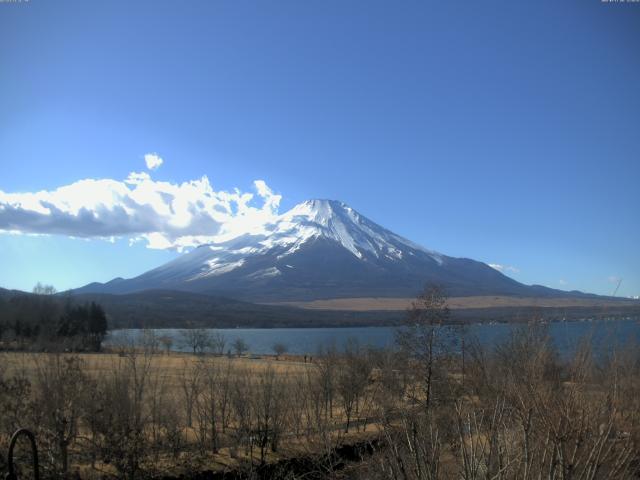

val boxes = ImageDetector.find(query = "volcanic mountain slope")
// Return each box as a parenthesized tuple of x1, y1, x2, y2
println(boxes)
(74, 199, 592, 302)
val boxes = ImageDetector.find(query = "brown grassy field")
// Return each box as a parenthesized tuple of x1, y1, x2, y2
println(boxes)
(2, 325, 640, 480)
(0, 349, 382, 479)
(267, 295, 640, 311)
(1, 350, 314, 378)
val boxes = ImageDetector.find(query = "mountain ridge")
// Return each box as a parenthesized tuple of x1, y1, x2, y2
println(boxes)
(72, 199, 607, 302)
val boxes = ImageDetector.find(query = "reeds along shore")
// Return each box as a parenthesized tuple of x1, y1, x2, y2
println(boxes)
(1, 324, 639, 479)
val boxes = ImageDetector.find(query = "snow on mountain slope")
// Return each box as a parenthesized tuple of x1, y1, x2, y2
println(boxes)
(270, 200, 444, 263)
(72, 199, 546, 301)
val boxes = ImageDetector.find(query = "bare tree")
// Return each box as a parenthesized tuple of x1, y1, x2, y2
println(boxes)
(232, 338, 249, 357)
(179, 359, 202, 428)
(0, 361, 32, 448)
(251, 366, 289, 463)
(180, 328, 211, 355)
(336, 339, 371, 433)
(194, 357, 226, 453)
(32, 282, 57, 295)
(78, 369, 110, 471)
(140, 329, 160, 354)
(158, 335, 173, 355)
(158, 397, 184, 460)
(315, 343, 338, 420)
(91, 350, 153, 480)
(377, 407, 443, 480)
(214, 359, 235, 434)
(32, 354, 86, 476)
(396, 284, 453, 412)
(146, 356, 170, 462)
(211, 331, 226, 356)
(229, 369, 254, 457)
(448, 324, 640, 480)
(272, 342, 288, 360)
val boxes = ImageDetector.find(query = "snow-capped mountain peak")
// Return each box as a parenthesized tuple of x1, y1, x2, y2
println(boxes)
(119, 199, 446, 284)
(263, 199, 443, 262)
(74, 199, 532, 301)
(284, 199, 346, 224)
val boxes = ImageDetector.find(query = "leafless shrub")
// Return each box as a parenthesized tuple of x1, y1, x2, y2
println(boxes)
(90, 351, 153, 479)
(0, 359, 33, 475)
(179, 358, 202, 429)
(193, 357, 223, 453)
(272, 342, 288, 360)
(336, 339, 372, 433)
(232, 338, 249, 357)
(32, 354, 86, 476)
(251, 366, 289, 463)
(180, 328, 211, 355)
(211, 331, 227, 356)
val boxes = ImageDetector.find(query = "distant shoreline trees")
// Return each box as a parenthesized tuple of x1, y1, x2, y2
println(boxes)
(0, 284, 108, 351)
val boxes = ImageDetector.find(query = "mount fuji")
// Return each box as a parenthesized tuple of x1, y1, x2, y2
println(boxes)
(73, 199, 582, 302)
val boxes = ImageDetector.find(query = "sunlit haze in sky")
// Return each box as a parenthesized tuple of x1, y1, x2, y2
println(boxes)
(1, 0, 639, 297)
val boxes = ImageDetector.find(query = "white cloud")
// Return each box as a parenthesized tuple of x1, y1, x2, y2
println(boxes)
(144, 153, 164, 170)
(0, 171, 281, 251)
(558, 279, 568, 286)
(488, 263, 520, 274)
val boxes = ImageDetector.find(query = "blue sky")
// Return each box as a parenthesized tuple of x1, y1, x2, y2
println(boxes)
(0, 0, 638, 297)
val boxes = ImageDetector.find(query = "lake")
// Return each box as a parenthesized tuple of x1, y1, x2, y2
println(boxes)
(105, 317, 640, 356)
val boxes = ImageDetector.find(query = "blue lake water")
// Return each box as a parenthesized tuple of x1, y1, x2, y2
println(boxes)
(105, 318, 640, 356)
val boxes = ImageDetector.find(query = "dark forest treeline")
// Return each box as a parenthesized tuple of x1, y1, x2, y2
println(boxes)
(3, 286, 640, 330)
(0, 284, 108, 351)
(73, 289, 405, 328)
(46, 290, 640, 329)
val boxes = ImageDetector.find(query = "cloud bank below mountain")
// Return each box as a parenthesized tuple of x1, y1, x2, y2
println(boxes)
(0, 164, 282, 251)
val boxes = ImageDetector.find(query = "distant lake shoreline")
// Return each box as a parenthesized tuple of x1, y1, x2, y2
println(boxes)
(106, 317, 640, 356)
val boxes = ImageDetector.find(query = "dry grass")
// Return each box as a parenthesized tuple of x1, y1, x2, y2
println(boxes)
(0, 350, 314, 384)
(0, 350, 380, 478)
(266, 295, 639, 311)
